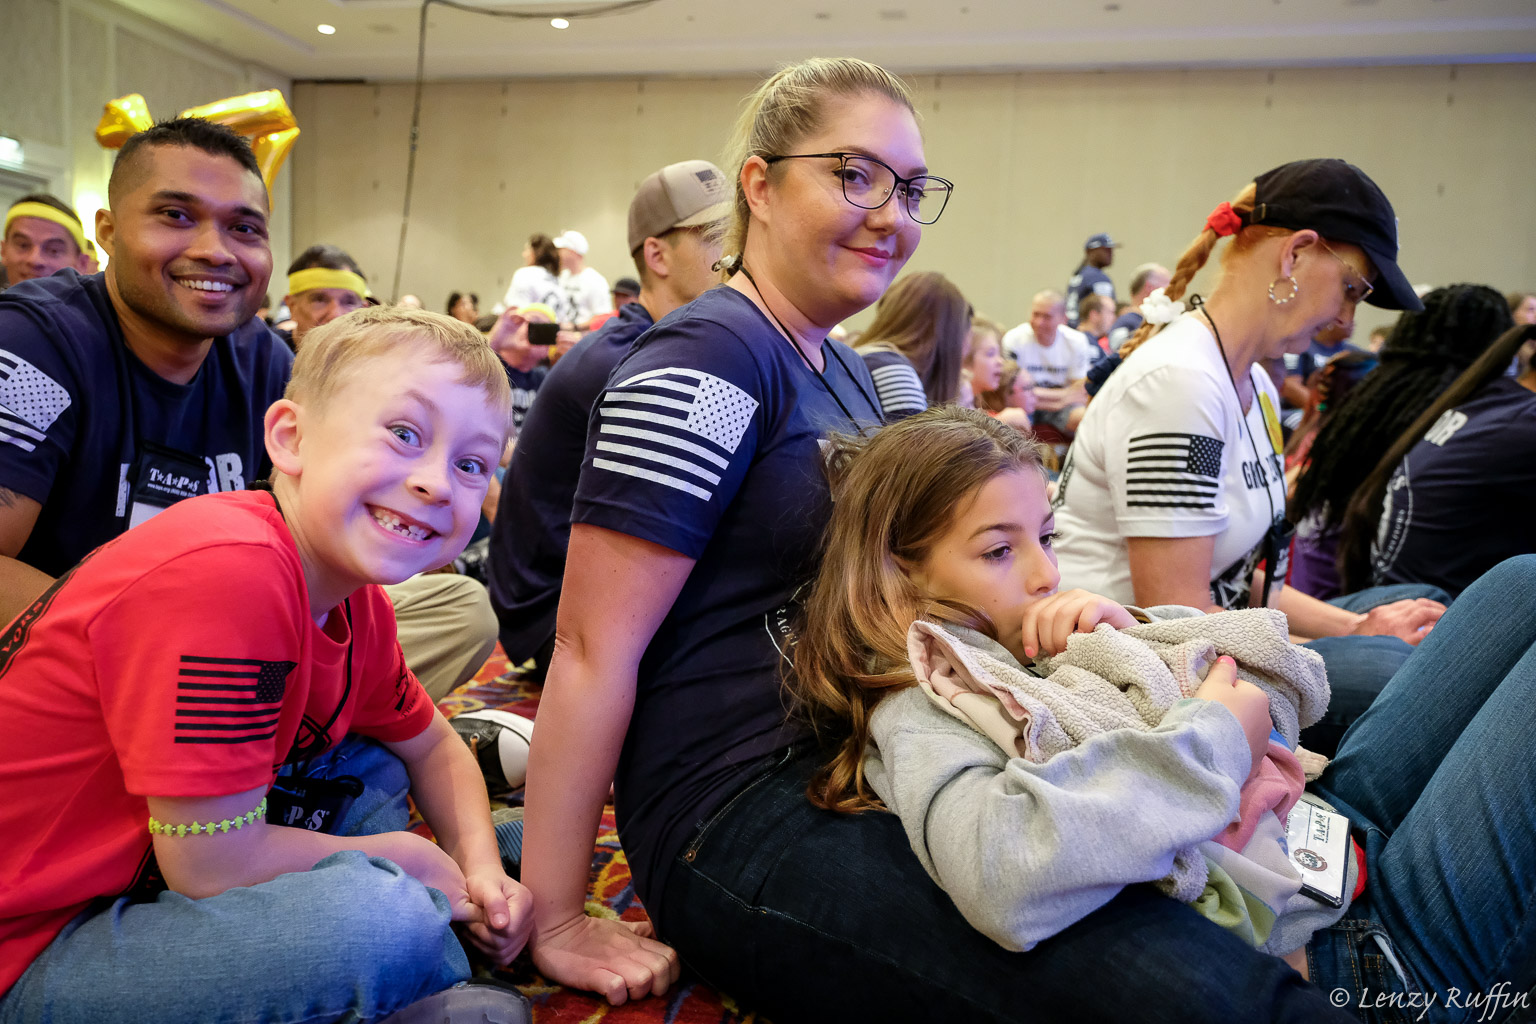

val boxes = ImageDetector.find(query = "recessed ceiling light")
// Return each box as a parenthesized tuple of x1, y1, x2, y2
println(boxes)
(317, 23, 336, 34)
(550, 17, 570, 29)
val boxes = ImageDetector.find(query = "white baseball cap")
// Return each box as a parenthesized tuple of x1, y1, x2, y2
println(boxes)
(552, 230, 589, 256)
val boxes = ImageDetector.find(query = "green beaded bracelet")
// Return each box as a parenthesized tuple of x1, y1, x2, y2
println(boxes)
(148, 797, 267, 838)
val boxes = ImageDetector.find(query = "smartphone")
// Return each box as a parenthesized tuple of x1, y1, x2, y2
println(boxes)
(528, 321, 559, 347)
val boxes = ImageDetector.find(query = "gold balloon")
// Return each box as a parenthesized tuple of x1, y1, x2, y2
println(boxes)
(94, 94, 153, 149)
(181, 90, 297, 140)
(93, 89, 300, 191)
(252, 127, 300, 190)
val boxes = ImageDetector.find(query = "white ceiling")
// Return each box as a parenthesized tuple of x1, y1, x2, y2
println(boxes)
(111, 0, 1536, 81)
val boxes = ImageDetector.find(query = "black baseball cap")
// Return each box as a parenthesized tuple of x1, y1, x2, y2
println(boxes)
(1250, 158, 1422, 312)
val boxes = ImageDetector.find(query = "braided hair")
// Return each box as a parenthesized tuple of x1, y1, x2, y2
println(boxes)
(1287, 284, 1514, 532)
(1117, 183, 1289, 359)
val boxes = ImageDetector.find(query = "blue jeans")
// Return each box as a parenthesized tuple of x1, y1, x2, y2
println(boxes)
(1301, 583, 1453, 757)
(1307, 556, 1536, 1024)
(0, 737, 471, 1024)
(657, 748, 1349, 1023)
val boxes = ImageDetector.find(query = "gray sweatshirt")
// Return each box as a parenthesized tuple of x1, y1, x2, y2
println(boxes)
(864, 687, 1252, 952)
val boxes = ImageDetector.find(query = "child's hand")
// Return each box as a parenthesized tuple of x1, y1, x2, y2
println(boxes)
(461, 870, 535, 965)
(1193, 655, 1271, 779)
(1019, 589, 1137, 659)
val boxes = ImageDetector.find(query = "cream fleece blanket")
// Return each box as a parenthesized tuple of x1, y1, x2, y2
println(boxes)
(906, 608, 1331, 903)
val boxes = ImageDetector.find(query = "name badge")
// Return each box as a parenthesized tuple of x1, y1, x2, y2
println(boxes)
(128, 441, 207, 529)
(266, 774, 363, 835)
(1284, 800, 1351, 907)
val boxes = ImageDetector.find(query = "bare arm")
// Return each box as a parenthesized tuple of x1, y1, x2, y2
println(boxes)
(522, 523, 691, 1004)
(390, 711, 533, 963)
(1032, 383, 1088, 413)
(1125, 534, 1222, 613)
(148, 785, 471, 909)
(1127, 537, 1444, 643)
(0, 488, 50, 624)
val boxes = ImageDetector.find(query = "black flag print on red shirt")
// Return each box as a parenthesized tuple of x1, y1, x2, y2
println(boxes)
(174, 655, 298, 744)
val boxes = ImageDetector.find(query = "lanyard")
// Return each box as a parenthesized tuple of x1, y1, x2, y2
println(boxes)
(736, 264, 882, 430)
(1190, 295, 1287, 608)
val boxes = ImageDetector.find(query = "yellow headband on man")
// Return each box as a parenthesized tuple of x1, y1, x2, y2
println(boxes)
(4, 202, 89, 255)
(287, 267, 369, 300)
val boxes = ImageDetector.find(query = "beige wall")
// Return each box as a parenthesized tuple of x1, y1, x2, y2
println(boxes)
(0, 0, 292, 283)
(293, 63, 1536, 335)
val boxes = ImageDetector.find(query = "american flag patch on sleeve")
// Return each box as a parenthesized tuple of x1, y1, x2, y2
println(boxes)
(173, 655, 298, 744)
(593, 367, 758, 501)
(0, 349, 71, 453)
(1125, 432, 1224, 509)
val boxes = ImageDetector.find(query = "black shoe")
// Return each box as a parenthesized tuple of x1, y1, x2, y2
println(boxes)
(378, 979, 531, 1023)
(450, 710, 535, 792)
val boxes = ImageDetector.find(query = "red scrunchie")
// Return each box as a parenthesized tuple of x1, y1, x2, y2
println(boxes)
(1205, 202, 1244, 237)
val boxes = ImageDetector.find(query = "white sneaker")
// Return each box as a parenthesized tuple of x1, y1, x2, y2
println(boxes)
(450, 709, 535, 791)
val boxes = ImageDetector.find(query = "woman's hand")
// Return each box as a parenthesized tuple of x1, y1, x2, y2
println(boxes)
(1020, 589, 1137, 658)
(460, 870, 536, 965)
(531, 912, 681, 1006)
(1193, 655, 1270, 779)
(1349, 598, 1445, 646)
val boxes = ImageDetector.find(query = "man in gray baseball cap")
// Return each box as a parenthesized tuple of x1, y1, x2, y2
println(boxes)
(456, 160, 730, 781)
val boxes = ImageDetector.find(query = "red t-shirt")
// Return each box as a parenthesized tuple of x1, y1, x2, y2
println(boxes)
(0, 489, 438, 994)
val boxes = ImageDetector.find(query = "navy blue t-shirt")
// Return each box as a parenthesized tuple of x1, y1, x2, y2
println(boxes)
(570, 286, 881, 913)
(1066, 264, 1115, 327)
(1373, 375, 1536, 597)
(503, 363, 549, 434)
(488, 299, 655, 660)
(0, 271, 293, 576)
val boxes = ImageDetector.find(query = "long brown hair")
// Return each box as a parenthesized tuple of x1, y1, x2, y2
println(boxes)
(788, 407, 1047, 812)
(855, 272, 971, 405)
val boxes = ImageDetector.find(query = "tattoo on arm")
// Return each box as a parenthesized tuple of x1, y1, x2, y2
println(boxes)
(0, 488, 16, 510)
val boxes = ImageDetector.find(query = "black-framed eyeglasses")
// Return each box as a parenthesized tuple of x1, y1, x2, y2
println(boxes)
(764, 152, 953, 225)
(1318, 239, 1375, 305)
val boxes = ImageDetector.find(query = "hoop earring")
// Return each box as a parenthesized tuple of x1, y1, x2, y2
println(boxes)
(1268, 276, 1299, 305)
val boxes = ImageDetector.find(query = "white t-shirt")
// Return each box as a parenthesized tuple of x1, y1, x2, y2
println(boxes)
(1051, 313, 1287, 610)
(560, 266, 613, 325)
(503, 265, 574, 323)
(1001, 323, 1092, 388)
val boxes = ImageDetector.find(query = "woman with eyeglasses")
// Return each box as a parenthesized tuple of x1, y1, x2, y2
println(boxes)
(1050, 160, 1450, 756)
(518, 62, 1353, 1024)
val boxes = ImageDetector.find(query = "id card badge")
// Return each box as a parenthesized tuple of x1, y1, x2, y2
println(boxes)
(266, 775, 363, 835)
(1284, 800, 1351, 907)
(127, 441, 207, 529)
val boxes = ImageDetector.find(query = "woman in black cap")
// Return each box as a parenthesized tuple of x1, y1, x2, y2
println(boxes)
(1051, 159, 1449, 755)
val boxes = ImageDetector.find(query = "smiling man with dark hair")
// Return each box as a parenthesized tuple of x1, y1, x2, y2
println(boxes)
(0, 118, 291, 622)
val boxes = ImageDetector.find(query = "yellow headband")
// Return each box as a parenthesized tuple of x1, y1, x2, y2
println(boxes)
(287, 267, 368, 300)
(4, 202, 88, 256)
(516, 303, 558, 323)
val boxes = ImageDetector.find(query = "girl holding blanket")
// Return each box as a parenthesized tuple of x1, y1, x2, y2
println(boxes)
(790, 405, 1536, 1022)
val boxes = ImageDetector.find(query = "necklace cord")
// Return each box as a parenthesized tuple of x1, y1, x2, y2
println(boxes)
(1189, 296, 1284, 608)
(736, 264, 882, 428)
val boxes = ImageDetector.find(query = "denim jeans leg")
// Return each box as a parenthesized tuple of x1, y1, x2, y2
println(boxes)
(657, 748, 1351, 1024)
(0, 850, 471, 1024)
(1300, 635, 1414, 757)
(1309, 557, 1536, 1021)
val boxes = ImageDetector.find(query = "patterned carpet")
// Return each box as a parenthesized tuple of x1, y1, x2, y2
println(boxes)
(437, 648, 761, 1024)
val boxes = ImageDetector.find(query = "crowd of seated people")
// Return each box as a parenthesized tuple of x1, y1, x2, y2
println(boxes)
(2, 54, 1534, 1024)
